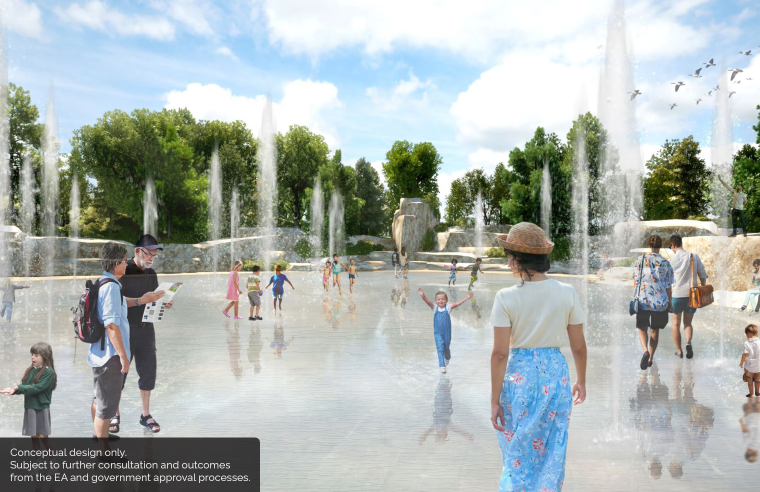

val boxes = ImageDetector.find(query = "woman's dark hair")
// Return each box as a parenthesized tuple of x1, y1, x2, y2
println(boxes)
(648, 235, 663, 249)
(23, 342, 57, 391)
(753, 259, 760, 268)
(504, 249, 550, 285)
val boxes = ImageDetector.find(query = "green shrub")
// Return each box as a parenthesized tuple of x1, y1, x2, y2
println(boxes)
(433, 223, 449, 233)
(345, 240, 384, 256)
(242, 259, 291, 271)
(549, 237, 571, 262)
(485, 247, 505, 258)
(294, 239, 314, 258)
(421, 229, 437, 252)
(615, 257, 634, 267)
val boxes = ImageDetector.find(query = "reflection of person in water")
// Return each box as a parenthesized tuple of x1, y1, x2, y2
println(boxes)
(668, 360, 714, 477)
(629, 364, 672, 479)
(270, 319, 295, 357)
(348, 298, 357, 323)
(400, 280, 409, 308)
(331, 298, 343, 330)
(225, 321, 243, 379)
(418, 375, 473, 444)
(740, 401, 760, 463)
(470, 295, 482, 321)
(247, 326, 262, 374)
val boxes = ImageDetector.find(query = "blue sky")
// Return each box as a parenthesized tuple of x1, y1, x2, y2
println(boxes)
(3, 0, 760, 202)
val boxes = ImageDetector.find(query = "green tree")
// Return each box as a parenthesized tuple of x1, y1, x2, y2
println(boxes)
(319, 149, 364, 236)
(276, 125, 329, 228)
(732, 143, 759, 231)
(444, 178, 471, 225)
(643, 136, 710, 220)
(491, 163, 511, 225)
(444, 168, 499, 226)
(354, 158, 386, 235)
(382, 140, 441, 209)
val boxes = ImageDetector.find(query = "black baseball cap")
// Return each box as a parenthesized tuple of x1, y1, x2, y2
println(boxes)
(135, 234, 164, 251)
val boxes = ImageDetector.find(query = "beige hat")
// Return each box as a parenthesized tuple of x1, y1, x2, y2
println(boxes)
(497, 222, 554, 254)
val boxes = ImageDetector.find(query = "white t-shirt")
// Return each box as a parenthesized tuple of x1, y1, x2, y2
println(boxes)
(669, 250, 708, 298)
(735, 191, 747, 211)
(490, 279, 585, 348)
(433, 303, 452, 319)
(743, 337, 760, 373)
(744, 412, 760, 451)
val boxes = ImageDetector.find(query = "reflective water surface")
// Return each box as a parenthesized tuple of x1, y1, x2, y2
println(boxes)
(0, 272, 756, 491)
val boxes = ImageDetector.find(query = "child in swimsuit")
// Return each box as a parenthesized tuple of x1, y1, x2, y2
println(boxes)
(332, 254, 349, 296)
(348, 259, 359, 294)
(445, 259, 459, 286)
(323, 261, 332, 291)
(467, 258, 484, 291)
(264, 265, 295, 314)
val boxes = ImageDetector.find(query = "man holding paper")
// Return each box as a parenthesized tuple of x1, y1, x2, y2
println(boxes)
(118, 234, 172, 433)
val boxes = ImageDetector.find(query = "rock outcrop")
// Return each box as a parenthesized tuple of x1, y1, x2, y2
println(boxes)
(682, 235, 760, 292)
(613, 220, 718, 252)
(391, 198, 438, 253)
(435, 226, 509, 252)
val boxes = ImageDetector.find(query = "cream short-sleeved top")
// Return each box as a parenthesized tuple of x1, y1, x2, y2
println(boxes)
(490, 278, 585, 348)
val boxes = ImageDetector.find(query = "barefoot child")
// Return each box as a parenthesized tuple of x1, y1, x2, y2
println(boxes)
(246, 265, 263, 321)
(223, 260, 244, 319)
(445, 259, 459, 286)
(322, 261, 332, 291)
(348, 259, 359, 294)
(265, 266, 295, 314)
(332, 254, 349, 296)
(467, 258, 485, 291)
(418, 288, 473, 373)
(400, 247, 410, 279)
(1, 342, 57, 450)
(740, 324, 760, 397)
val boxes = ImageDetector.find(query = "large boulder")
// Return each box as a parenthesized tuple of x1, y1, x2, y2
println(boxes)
(682, 236, 760, 292)
(613, 220, 718, 252)
(391, 198, 438, 252)
(435, 227, 506, 252)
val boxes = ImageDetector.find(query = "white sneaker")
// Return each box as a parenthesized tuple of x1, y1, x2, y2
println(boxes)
(444, 358, 449, 366)
(441, 367, 447, 374)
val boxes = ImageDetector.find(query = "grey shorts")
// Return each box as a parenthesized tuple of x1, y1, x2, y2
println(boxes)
(247, 291, 261, 307)
(92, 355, 126, 420)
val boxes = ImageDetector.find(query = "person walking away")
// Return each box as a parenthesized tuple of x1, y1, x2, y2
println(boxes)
(418, 289, 473, 373)
(632, 235, 674, 370)
(489, 222, 587, 492)
(223, 260, 244, 319)
(400, 247, 410, 279)
(0, 279, 30, 323)
(718, 175, 748, 237)
(247, 265, 263, 321)
(740, 259, 760, 314)
(265, 265, 295, 314)
(391, 249, 400, 278)
(668, 235, 708, 359)
(468, 258, 485, 291)
(0, 342, 57, 452)
(740, 324, 760, 397)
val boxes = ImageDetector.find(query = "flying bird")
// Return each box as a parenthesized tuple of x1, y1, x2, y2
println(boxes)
(695, 98, 702, 105)
(707, 90, 713, 96)
(729, 91, 737, 98)
(735, 80, 742, 84)
(739, 50, 752, 55)
(597, 44, 603, 49)
(670, 103, 677, 110)
(689, 68, 703, 78)
(703, 58, 715, 68)
(671, 81, 685, 92)
(729, 68, 743, 81)
(747, 77, 754, 81)
(714, 84, 720, 91)
(628, 90, 642, 100)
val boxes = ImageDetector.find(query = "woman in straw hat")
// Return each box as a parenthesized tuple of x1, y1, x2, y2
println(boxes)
(490, 222, 587, 491)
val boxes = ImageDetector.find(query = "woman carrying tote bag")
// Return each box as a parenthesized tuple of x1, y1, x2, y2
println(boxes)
(490, 222, 587, 491)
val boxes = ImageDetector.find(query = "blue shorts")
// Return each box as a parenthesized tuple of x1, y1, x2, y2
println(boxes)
(671, 297, 696, 314)
(349, 274, 355, 279)
(273, 288, 284, 300)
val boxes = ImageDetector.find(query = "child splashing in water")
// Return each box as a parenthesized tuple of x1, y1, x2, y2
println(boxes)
(223, 260, 244, 319)
(468, 258, 485, 291)
(348, 259, 359, 294)
(322, 261, 332, 292)
(332, 254, 349, 296)
(265, 266, 295, 315)
(418, 289, 473, 373)
(445, 259, 459, 286)
(1, 342, 57, 451)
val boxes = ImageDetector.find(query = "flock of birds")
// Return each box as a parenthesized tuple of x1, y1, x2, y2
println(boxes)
(626, 47, 756, 109)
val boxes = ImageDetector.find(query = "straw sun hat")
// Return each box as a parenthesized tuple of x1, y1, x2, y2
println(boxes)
(497, 222, 554, 255)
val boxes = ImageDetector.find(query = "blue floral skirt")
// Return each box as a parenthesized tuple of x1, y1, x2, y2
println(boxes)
(496, 348, 572, 492)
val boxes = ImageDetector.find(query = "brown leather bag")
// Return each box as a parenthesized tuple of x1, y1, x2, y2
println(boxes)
(688, 254, 713, 308)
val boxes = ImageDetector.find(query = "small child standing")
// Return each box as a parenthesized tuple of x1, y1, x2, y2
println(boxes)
(322, 261, 332, 291)
(391, 249, 400, 279)
(445, 259, 459, 286)
(246, 265, 263, 321)
(418, 289, 473, 373)
(0, 279, 30, 323)
(1, 342, 57, 450)
(467, 258, 485, 291)
(348, 259, 359, 294)
(740, 324, 760, 397)
(265, 266, 295, 314)
(223, 260, 244, 319)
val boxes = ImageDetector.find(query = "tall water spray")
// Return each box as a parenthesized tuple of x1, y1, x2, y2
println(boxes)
(70, 173, 80, 283)
(0, 25, 10, 279)
(474, 191, 484, 257)
(598, 0, 643, 225)
(328, 190, 345, 256)
(208, 147, 222, 278)
(257, 98, 277, 269)
(42, 88, 60, 338)
(230, 187, 239, 267)
(541, 159, 552, 237)
(310, 176, 324, 260)
(20, 154, 35, 320)
(571, 129, 590, 315)
(143, 176, 158, 237)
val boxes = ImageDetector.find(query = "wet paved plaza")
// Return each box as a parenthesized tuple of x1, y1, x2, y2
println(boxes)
(0, 271, 757, 491)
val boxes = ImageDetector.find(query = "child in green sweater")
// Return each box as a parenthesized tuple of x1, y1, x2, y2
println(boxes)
(1, 342, 57, 450)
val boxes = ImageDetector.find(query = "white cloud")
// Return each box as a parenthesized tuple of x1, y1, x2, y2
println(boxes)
(55, 1, 175, 41)
(214, 45, 237, 60)
(370, 160, 385, 181)
(164, 80, 342, 147)
(467, 149, 510, 172)
(366, 72, 432, 109)
(4, 0, 43, 38)
(160, 0, 214, 36)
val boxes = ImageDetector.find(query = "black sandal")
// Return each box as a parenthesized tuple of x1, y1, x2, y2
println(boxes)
(109, 415, 120, 433)
(640, 352, 650, 370)
(140, 414, 161, 433)
(674, 351, 683, 359)
(91, 433, 120, 442)
(686, 343, 693, 359)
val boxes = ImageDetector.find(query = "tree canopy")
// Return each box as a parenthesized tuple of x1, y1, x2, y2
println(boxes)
(382, 140, 441, 210)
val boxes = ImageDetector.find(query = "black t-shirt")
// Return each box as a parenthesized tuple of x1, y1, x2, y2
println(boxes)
(122, 259, 159, 329)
